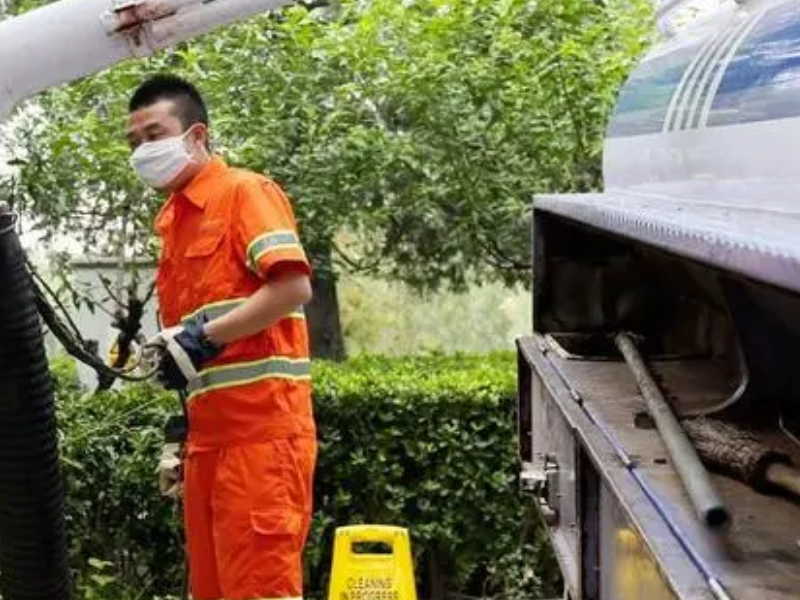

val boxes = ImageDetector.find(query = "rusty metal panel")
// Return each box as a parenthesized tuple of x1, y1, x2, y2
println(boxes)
(541, 334, 745, 417)
(533, 335, 800, 599)
(518, 336, 714, 600)
(517, 348, 533, 464)
(530, 368, 581, 597)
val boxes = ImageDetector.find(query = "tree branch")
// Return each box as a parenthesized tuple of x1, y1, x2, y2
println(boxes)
(59, 277, 117, 319)
(142, 279, 156, 305)
(555, 56, 587, 171)
(330, 239, 382, 274)
(481, 236, 532, 271)
(98, 274, 125, 309)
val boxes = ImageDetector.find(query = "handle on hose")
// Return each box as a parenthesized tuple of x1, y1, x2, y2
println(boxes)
(178, 388, 189, 426)
(0, 209, 18, 235)
(173, 388, 190, 600)
(164, 390, 189, 444)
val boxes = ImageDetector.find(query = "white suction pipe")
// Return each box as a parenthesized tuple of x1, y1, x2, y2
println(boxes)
(0, 0, 294, 122)
(148, 0, 293, 50)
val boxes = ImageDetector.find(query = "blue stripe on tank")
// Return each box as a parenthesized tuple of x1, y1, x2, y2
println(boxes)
(607, 42, 701, 137)
(708, 2, 800, 126)
(608, 2, 800, 137)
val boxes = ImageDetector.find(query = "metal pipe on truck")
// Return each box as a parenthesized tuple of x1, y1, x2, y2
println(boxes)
(615, 332, 731, 528)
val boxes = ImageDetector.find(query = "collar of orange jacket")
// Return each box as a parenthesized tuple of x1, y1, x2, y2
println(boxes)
(175, 156, 228, 209)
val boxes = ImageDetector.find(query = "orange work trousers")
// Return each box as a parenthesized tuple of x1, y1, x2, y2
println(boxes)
(183, 437, 317, 600)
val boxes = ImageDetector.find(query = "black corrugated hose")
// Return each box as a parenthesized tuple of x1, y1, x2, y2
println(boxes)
(0, 210, 70, 599)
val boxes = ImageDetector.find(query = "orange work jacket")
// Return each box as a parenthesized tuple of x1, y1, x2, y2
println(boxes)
(154, 157, 314, 451)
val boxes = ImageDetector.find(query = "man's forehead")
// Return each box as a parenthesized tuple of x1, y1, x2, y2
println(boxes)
(127, 99, 181, 130)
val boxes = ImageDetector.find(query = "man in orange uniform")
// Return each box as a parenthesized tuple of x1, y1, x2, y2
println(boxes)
(126, 75, 316, 600)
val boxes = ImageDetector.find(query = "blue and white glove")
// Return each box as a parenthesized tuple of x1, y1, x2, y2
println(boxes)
(147, 318, 224, 390)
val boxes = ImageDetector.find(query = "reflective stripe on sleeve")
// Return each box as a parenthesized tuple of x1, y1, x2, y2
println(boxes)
(188, 356, 311, 398)
(287, 306, 306, 320)
(181, 298, 247, 325)
(246, 230, 303, 273)
(181, 299, 306, 325)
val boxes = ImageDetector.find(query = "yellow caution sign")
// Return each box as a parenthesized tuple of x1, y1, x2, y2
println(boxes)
(327, 525, 418, 600)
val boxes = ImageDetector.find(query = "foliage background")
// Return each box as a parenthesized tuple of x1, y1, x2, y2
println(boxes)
(2, 0, 654, 295)
(53, 352, 559, 600)
(338, 278, 530, 356)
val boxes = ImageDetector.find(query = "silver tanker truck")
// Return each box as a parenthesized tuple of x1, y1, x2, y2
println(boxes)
(518, 1, 800, 599)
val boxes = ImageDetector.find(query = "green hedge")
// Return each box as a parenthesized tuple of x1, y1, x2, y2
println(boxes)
(52, 353, 558, 599)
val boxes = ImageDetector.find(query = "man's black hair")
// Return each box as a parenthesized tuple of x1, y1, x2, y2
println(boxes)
(129, 74, 209, 129)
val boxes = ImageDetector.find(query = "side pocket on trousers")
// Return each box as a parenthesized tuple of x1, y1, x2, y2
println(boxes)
(250, 508, 303, 551)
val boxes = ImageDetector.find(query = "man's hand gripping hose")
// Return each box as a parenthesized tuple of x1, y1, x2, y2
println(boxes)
(143, 316, 224, 390)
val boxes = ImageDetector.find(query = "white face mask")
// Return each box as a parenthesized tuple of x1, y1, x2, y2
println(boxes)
(129, 128, 197, 189)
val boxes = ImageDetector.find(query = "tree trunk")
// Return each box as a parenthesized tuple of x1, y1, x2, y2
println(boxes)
(427, 550, 447, 600)
(306, 246, 346, 361)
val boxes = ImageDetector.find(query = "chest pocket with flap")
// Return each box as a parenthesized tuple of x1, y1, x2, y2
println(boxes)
(185, 220, 226, 258)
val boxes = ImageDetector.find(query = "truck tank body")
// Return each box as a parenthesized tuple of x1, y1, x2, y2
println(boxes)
(519, 1, 800, 599)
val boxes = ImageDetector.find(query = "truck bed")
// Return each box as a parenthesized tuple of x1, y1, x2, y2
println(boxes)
(519, 334, 800, 600)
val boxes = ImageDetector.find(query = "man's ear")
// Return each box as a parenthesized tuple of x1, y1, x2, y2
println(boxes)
(192, 123, 211, 152)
